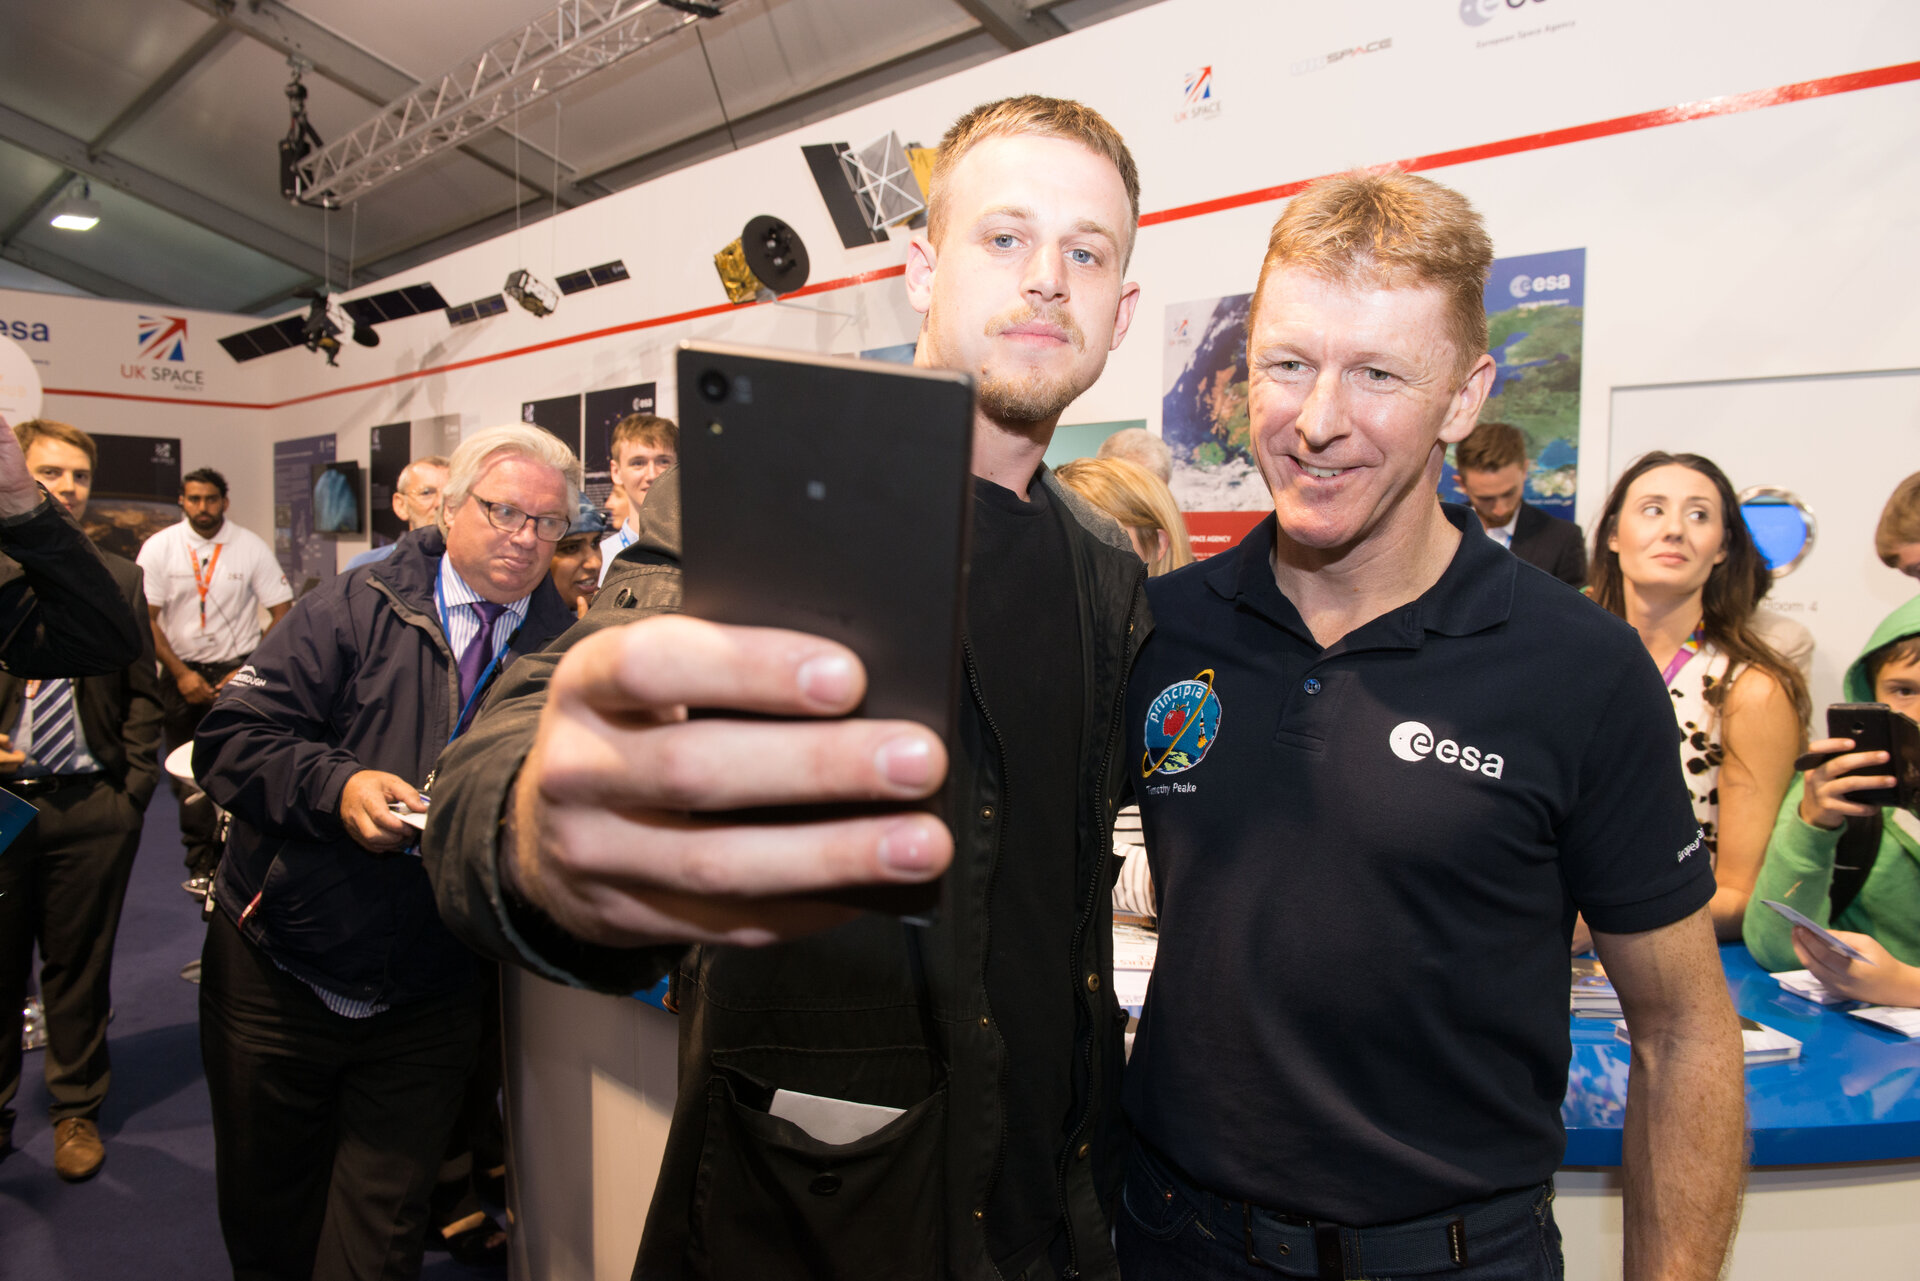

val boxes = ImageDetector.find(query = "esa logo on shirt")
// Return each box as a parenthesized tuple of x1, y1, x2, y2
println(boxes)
(1387, 720, 1505, 779)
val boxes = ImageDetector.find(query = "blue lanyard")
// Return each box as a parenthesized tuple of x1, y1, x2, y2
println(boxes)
(435, 575, 511, 745)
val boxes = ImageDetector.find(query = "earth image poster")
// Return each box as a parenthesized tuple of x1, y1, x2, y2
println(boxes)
(1438, 248, 1585, 520)
(1160, 248, 1585, 556)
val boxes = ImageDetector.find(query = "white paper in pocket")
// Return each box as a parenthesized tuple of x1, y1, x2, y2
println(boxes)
(768, 1088, 906, 1145)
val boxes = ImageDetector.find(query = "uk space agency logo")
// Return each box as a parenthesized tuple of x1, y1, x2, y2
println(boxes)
(1142, 670, 1222, 777)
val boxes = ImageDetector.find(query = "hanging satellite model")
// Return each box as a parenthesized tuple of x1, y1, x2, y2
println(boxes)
(218, 283, 448, 363)
(714, 216, 810, 304)
(801, 131, 935, 249)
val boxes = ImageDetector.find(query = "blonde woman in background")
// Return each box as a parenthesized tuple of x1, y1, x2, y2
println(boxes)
(1055, 455, 1194, 577)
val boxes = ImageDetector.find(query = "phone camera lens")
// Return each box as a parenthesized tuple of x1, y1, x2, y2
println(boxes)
(698, 369, 729, 403)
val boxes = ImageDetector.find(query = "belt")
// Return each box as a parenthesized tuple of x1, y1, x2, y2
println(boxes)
(1240, 1183, 1544, 1278)
(186, 658, 247, 676)
(8, 772, 105, 795)
(1147, 1144, 1548, 1279)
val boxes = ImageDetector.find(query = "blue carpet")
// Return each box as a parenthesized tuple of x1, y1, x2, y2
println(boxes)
(2, 788, 499, 1280)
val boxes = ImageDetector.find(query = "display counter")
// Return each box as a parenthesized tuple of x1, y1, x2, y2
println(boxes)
(1553, 944, 1920, 1279)
(501, 943, 1920, 1280)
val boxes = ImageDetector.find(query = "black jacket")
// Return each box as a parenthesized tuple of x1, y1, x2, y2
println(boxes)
(196, 528, 574, 1007)
(0, 547, 163, 811)
(1508, 501, 1587, 588)
(0, 494, 144, 679)
(424, 469, 1151, 1280)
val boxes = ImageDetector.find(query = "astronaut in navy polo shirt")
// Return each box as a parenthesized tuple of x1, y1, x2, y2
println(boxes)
(1117, 173, 1746, 1281)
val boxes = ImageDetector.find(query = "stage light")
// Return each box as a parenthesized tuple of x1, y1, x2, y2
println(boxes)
(48, 182, 101, 232)
(713, 215, 810, 304)
(504, 269, 559, 317)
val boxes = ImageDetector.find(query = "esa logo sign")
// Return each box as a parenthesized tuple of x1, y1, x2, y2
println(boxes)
(1388, 720, 1506, 779)
(1460, 0, 1549, 25)
(2, 319, 51, 344)
(1509, 271, 1573, 299)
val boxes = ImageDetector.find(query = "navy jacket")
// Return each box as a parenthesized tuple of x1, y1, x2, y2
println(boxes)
(196, 528, 574, 1007)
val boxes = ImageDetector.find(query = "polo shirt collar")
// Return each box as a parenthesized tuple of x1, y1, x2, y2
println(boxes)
(1207, 502, 1515, 649)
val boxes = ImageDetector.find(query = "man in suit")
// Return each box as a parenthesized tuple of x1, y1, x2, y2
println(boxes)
(1454, 420, 1587, 586)
(0, 416, 143, 678)
(0, 418, 164, 1181)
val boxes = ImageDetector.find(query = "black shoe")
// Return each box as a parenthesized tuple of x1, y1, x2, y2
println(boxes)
(429, 1211, 508, 1269)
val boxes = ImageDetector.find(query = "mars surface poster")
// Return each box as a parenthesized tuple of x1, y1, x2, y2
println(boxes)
(1160, 248, 1586, 556)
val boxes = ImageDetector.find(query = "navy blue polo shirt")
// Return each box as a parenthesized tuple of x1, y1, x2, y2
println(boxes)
(1123, 504, 1712, 1226)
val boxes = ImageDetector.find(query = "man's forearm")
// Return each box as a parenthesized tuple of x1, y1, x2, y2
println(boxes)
(149, 612, 191, 681)
(1621, 1018, 1747, 1279)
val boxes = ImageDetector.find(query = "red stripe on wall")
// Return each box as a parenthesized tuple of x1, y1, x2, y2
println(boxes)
(44, 60, 1920, 414)
(1139, 59, 1920, 228)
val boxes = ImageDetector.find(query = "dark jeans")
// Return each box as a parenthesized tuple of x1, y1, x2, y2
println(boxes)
(199, 909, 482, 1281)
(162, 658, 242, 876)
(0, 777, 142, 1139)
(1114, 1143, 1563, 1281)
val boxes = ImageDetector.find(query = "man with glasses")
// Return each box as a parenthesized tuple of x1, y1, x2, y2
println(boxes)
(344, 453, 452, 570)
(190, 424, 579, 1280)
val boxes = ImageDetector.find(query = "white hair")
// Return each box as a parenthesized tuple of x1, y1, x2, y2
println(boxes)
(1096, 427, 1173, 485)
(439, 425, 582, 532)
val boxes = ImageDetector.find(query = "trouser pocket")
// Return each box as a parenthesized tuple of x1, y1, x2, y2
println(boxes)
(690, 1065, 947, 1281)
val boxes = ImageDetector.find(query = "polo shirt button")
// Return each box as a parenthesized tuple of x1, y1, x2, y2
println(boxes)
(1086, 973, 1100, 992)
(1302, 678, 1321, 695)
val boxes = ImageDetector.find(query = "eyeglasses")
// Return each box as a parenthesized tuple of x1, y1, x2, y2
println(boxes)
(468, 494, 571, 542)
(405, 485, 441, 500)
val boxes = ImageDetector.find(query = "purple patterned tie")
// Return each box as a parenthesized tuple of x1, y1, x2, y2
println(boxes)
(454, 602, 508, 735)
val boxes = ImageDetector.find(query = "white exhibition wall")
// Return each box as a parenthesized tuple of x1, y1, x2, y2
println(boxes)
(6, 0, 1918, 666)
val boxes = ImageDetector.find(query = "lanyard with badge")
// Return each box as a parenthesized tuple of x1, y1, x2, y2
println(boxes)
(189, 540, 223, 629)
(1661, 624, 1706, 686)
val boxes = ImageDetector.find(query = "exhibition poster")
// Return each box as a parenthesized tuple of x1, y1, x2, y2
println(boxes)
(274, 433, 336, 593)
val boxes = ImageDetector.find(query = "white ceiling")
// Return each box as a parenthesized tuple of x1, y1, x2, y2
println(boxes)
(0, 0, 1166, 316)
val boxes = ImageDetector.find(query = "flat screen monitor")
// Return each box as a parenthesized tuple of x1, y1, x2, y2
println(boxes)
(311, 461, 364, 535)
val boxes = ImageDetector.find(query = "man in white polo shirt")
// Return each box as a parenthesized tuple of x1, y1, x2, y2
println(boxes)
(136, 467, 292, 891)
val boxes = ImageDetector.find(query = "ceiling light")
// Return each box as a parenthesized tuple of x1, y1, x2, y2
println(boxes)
(48, 182, 101, 232)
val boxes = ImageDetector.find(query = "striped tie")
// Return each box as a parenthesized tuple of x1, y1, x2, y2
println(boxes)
(33, 679, 80, 775)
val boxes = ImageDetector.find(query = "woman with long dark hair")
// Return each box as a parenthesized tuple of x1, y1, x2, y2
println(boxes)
(1590, 451, 1809, 939)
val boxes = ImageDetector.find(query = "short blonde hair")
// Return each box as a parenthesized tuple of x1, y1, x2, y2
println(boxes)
(1251, 171, 1492, 380)
(927, 95, 1141, 267)
(12, 418, 96, 469)
(1055, 457, 1194, 577)
(1877, 472, 1920, 566)
(610, 413, 677, 460)
(440, 424, 582, 533)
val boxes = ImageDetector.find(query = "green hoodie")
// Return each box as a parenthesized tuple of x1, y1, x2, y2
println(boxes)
(1744, 595, 1920, 971)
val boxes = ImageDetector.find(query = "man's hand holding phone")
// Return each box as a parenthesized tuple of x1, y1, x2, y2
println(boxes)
(1796, 736, 1895, 830)
(504, 615, 952, 950)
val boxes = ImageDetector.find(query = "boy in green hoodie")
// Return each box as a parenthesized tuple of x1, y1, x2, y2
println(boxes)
(1745, 595, 1920, 1005)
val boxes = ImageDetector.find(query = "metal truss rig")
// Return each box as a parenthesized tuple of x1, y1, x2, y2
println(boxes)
(293, 0, 727, 208)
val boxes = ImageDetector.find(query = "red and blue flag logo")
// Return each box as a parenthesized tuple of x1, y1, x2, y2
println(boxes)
(137, 315, 188, 362)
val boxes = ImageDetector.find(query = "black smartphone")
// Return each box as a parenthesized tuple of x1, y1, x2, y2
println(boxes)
(676, 340, 975, 919)
(1825, 703, 1920, 812)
